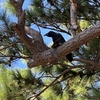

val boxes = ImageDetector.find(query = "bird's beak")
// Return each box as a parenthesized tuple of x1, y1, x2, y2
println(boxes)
(44, 33, 48, 36)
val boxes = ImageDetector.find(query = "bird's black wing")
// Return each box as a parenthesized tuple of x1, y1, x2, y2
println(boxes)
(52, 33, 65, 43)
(52, 37, 62, 48)
(52, 33, 65, 48)
(52, 34, 73, 62)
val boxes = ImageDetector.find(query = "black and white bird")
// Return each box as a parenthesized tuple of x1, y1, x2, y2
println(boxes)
(44, 31, 73, 62)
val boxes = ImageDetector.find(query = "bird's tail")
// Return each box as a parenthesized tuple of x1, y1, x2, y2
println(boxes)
(66, 53, 73, 62)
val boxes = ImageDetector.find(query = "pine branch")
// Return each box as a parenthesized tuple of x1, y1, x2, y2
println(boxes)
(31, 65, 94, 100)
(0, 55, 30, 59)
(0, 41, 21, 51)
(73, 58, 95, 65)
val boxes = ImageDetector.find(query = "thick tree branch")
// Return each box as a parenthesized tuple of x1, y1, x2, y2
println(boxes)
(11, 1, 48, 54)
(28, 23, 100, 68)
(24, 26, 49, 52)
(10, 0, 24, 17)
(10, 0, 37, 54)
(70, 0, 78, 36)
(12, 23, 34, 54)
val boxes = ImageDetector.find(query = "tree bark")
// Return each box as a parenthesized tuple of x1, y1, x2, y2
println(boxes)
(70, 0, 78, 37)
(11, 0, 49, 54)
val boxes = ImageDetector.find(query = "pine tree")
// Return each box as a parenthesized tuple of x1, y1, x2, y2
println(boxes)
(0, 0, 100, 99)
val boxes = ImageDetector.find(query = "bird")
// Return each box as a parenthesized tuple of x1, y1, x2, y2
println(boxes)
(44, 31, 73, 62)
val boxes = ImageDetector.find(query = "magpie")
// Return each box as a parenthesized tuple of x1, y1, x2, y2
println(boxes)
(44, 31, 73, 62)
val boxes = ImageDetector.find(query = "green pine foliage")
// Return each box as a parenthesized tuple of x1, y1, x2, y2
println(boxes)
(0, 11, 31, 66)
(92, 87, 100, 100)
(26, 0, 100, 31)
(75, 38, 100, 62)
(0, 64, 44, 100)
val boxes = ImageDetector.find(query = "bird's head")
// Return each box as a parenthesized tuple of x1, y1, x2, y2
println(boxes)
(44, 31, 57, 37)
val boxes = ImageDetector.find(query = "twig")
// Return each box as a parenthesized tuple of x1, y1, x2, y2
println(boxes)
(73, 58, 95, 65)
(0, 41, 22, 51)
(0, 55, 31, 59)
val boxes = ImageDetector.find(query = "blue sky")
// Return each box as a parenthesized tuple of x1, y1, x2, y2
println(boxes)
(0, 0, 71, 69)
